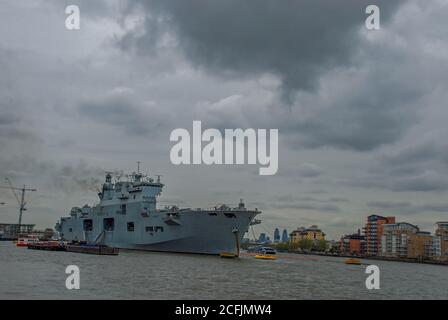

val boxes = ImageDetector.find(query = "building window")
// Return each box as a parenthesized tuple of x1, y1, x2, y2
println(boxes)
(127, 222, 134, 232)
(103, 218, 114, 231)
(120, 204, 127, 214)
(69, 228, 72, 232)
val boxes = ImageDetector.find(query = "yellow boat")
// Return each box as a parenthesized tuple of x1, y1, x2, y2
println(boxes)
(254, 254, 277, 260)
(345, 258, 361, 265)
(220, 252, 238, 258)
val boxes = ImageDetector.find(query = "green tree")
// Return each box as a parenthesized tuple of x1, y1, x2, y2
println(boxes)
(299, 239, 313, 251)
(316, 239, 328, 252)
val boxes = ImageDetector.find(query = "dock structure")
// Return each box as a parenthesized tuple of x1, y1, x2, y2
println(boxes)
(0, 223, 35, 240)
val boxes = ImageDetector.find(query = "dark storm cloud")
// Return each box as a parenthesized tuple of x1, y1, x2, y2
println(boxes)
(116, 0, 433, 153)
(121, 0, 401, 100)
(289, 67, 425, 151)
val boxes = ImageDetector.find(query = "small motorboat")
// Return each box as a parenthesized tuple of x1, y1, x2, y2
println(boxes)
(254, 254, 277, 260)
(345, 258, 362, 265)
(258, 247, 277, 255)
(16, 236, 39, 247)
(220, 252, 238, 258)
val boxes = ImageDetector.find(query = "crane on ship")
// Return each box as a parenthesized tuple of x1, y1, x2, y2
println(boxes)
(0, 178, 37, 232)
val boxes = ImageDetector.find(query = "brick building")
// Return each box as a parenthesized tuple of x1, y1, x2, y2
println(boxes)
(364, 215, 395, 256)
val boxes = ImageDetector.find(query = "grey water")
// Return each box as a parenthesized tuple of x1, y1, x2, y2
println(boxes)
(1, 242, 447, 299)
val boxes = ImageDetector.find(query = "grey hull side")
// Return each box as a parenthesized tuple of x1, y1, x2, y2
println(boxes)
(60, 210, 256, 255)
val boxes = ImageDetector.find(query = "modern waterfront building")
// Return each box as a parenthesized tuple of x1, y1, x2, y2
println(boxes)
(380, 222, 433, 260)
(0, 223, 35, 240)
(290, 225, 325, 243)
(281, 229, 288, 243)
(274, 228, 280, 243)
(433, 222, 448, 262)
(340, 229, 366, 255)
(258, 233, 267, 243)
(364, 215, 395, 256)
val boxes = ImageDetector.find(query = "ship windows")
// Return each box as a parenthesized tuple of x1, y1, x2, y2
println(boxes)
(145, 226, 164, 233)
(83, 219, 93, 231)
(69, 228, 72, 232)
(127, 222, 134, 232)
(103, 218, 114, 231)
(225, 213, 237, 218)
(209, 212, 217, 216)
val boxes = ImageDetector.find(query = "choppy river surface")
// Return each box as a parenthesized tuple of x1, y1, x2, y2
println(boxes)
(1, 242, 447, 299)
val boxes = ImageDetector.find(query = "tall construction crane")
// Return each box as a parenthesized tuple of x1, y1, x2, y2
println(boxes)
(0, 178, 37, 232)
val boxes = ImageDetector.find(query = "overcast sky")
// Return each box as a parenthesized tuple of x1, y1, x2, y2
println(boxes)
(1, 0, 448, 240)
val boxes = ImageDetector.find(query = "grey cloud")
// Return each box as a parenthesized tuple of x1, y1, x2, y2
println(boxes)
(271, 194, 346, 212)
(0, 155, 104, 195)
(344, 169, 448, 193)
(367, 200, 448, 215)
(297, 163, 323, 178)
(272, 202, 341, 213)
(275, 194, 348, 204)
(367, 201, 412, 210)
(78, 89, 168, 136)
(356, 133, 448, 192)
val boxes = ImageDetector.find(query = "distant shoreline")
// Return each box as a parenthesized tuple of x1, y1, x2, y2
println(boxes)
(285, 250, 448, 266)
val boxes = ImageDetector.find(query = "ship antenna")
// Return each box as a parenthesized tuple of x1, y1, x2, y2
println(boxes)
(137, 161, 142, 174)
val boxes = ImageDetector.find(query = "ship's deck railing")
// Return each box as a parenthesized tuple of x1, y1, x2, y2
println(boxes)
(156, 206, 259, 213)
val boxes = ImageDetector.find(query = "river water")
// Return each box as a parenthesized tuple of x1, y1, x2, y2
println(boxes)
(1, 242, 447, 299)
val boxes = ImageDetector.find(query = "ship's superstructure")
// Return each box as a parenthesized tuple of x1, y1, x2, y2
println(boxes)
(56, 171, 260, 255)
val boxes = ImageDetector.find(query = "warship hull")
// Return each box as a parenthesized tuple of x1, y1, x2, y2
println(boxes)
(59, 210, 256, 255)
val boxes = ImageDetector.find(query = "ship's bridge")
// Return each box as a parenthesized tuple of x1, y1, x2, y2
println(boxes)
(98, 172, 164, 204)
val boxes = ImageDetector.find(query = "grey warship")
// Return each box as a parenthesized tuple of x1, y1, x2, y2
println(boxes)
(56, 171, 260, 255)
